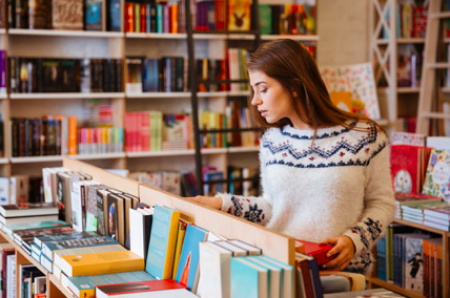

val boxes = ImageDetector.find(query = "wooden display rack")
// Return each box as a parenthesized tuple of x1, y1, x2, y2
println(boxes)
(0, 157, 296, 297)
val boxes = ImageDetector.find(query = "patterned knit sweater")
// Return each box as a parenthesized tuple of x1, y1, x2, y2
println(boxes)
(217, 121, 396, 274)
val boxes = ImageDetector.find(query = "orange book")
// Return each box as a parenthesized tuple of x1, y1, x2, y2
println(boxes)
(68, 116, 77, 155)
(59, 250, 144, 277)
(126, 3, 135, 32)
(170, 5, 178, 33)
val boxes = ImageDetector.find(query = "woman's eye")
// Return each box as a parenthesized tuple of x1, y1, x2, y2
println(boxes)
(260, 89, 267, 93)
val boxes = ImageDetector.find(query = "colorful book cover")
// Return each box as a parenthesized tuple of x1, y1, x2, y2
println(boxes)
(172, 218, 191, 280)
(3, 220, 69, 237)
(405, 235, 430, 291)
(319, 63, 381, 120)
(60, 250, 144, 277)
(230, 257, 269, 298)
(422, 150, 450, 201)
(391, 145, 420, 194)
(34, 231, 98, 248)
(228, 0, 251, 31)
(61, 270, 154, 298)
(145, 205, 180, 280)
(391, 132, 425, 146)
(85, 0, 103, 31)
(175, 224, 209, 293)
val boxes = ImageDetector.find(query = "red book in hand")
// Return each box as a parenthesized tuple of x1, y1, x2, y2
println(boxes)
(96, 279, 193, 298)
(295, 239, 335, 266)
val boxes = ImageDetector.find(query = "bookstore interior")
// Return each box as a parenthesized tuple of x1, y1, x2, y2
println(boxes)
(1, 0, 450, 297)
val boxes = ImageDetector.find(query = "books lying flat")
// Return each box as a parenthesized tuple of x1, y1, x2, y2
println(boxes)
(3, 220, 70, 236)
(0, 203, 58, 217)
(61, 271, 155, 298)
(59, 250, 145, 277)
(42, 236, 119, 261)
(34, 231, 99, 248)
(0, 214, 58, 226)
(96, 279, 196, 298)
(13, 226, 75, 244)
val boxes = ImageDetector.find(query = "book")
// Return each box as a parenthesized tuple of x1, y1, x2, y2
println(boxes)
(175, 224, 209, 293)
(295, 239, 335, 266)
(230, 257, 269, 298)
(59, 250, 144, 277)
(254, 255, 293, 298)
(145, 205, 180, 280)
(2, 220, 70, 237)
(52, 0, 84, 30)
(56, 171, 73, 223)
(172, 218, 190, 279)
(0, 202, 58, 218)
(422, 150, 450, 201)
(96, 279, 196, 298)
(105, 192, 125, 245)
(129, 207, 153, 260)
(61, 270, 155, 298)
(245, 256, 281, 298)
(323, 288, 406, 297)
(85, 0, 103, 30)
(197, 241, 232, 298)
(0, 214, 58, 226)
(228, 239, 262, 255)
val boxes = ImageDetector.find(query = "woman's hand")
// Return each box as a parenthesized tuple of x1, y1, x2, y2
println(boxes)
(319, 236, 355, 271)
(185, 196, 223, 210)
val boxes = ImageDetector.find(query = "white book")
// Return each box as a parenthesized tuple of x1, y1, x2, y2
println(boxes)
(427, 136, 450, 151)
(97, 288, 197, 298)
(197, 241, 232, 298)
(71, 181, 85, 232)
(6, 254, 16, 298)
(129, 208, 153, 259)
(0, 178, 10, 205)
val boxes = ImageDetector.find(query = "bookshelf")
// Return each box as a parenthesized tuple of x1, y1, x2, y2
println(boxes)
(369, 0, 428, 134)
(367, 217, 450, 298)
(0, 157, 297, 298)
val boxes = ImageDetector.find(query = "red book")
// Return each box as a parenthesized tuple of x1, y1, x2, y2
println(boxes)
(390, 145, 420, 194)
(141, 4, 147, 33)
(126, 3, 135, 33)
(96, 279, 190, 298)
(295, 239, 335, 266)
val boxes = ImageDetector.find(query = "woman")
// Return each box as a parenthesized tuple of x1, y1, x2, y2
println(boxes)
(189, 39, 396, 274)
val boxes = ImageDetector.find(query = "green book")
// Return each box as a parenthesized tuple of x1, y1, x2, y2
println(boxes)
(3, 220, 69, 237)
(259, 5, 272, 35)
(61, 271, 155, 298)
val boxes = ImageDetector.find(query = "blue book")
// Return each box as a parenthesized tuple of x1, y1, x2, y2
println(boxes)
(108, 0, 122, 31)
(244, 256, 281, 298)
(175, 224, 209, 292)
(145, 205, 180, 280)
(142, 59, 159, 92)
(156, 5, 163, 33)
(230, 257, 268, 298)
(85, 0, 103, 31)
(41, 236, 118, 261)
(34, 231, 99, 248)
(61, 271, 155, 298)
(256, 255, 293, 298)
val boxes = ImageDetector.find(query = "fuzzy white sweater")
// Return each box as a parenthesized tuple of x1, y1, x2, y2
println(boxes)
(217, 121, 396, 273)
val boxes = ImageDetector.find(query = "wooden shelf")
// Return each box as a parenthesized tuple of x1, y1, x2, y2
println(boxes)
(227, 146, 259, 153)
(375, 118, 389, 126)
(125, 32, 257, 40)
(261, 35, 319, 41)
(441, 87, 450, 93)
(397, 38, 425, 44)
(8, 29, 123, 38)
(201, 148, 228, 154)
(397, 87, 420, 93)
(0, 158, 9, 164)
(0, 93, 7, 99)
(0, 28, 5, 34)
(366, 277, 426, 298)
(427, 63, 450, 69)
(393, 218, 449, 235)
(126, 92, 191, 98)
(48, 274, 73, 298)
(126, 150, 195, 158)
(431, 11, 450, 19)
(10, 156, 63, 163)
(125, 32, 186, 39)
(70, 153, 126, 160)
(10, 93, 125, 99)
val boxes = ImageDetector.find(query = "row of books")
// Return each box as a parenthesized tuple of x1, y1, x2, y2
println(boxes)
(381, 1, 428, 39)
(9, 57, 124, 93)
(259, 3, 316, 35)
(8, 0, 121, 32)
(125, 1, 185, 33)
(0, 175, 44, 210)
(10, 117, 124, 157)
(377, 223, 442, 298)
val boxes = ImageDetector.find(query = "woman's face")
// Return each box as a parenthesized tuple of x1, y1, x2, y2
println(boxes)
(249, 70, 301, 127)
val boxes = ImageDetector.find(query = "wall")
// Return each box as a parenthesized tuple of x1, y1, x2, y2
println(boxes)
(317, 0, 369, 67)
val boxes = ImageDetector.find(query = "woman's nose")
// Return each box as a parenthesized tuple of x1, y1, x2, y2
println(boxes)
(251, 94, 262, 106)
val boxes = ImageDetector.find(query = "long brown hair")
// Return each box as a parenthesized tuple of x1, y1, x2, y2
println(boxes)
(246, 39, 383, 138)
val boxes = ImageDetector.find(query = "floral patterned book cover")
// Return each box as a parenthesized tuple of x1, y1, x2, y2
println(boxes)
(319, 63, 381, 120)
(422, 149, 450, 201)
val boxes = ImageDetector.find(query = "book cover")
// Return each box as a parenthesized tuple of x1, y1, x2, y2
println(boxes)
(52, 0, 84, 30)
(85, 0, 103, 30)
(230, 257, 269, 298)
(61, 270, 155, 298)
(3, 220, 69, 237)
(256, 255, 293, 298)
(129, 207, 153, 260)
(175, 224, 209, 293)
(145, 205, 180, 280)
(105, 192, 125, 245)
(34, 230, 98, 248)
(405, 234, 430, 291)
(172, 218, 190, 279)
(0, 202, 58, 218)
(107, 0, 121, 31)
(96, 279, 190, 298)
(60, 250, 144, 277)
(56, 171, 72, 223)
(228, 0, 251, 31)
(422, 150, 450, 201)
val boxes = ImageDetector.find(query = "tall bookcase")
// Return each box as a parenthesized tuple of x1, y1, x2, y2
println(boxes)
(0, 157, 296, 298)
(369, 0, 427, 135)
(0, 0, 320, 197)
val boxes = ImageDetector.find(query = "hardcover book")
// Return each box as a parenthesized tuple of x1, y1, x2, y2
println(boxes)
(59, 250, 144, 277)
(230, 257, 268, 298)
(61, 270, 155, 298)
(96, 279, 194, 298)
(0, 202, 58, 218)
(85, 0, 103, 31)
(2, 220, 70, 237)
(422, 150, 450, 201)
(52, 0, 83, 30)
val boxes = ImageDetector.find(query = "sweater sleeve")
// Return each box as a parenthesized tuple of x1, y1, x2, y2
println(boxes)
(214, 141, 273, 226)
(342, 133, 396, 256)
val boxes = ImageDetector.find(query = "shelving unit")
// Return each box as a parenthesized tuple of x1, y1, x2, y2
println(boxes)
(369, 0, 428, 134)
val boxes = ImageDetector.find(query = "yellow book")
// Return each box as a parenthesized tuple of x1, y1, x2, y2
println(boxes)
(59, 250, 145, 277)
(172, 218, 192, 279)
